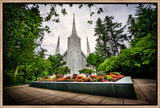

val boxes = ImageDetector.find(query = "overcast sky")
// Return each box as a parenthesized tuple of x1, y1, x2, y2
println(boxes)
(39, 4, 137, 57)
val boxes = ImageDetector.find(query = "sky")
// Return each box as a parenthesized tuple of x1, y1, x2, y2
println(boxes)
(39, 4, 137, 57)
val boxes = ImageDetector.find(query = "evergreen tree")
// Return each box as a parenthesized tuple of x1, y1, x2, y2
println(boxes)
(98, 4, 157, 78)
(94, 18, 111, 59)
(126, 4, 157, 47)
(104, 16, 127, 55)
(94, 16, 127, 59)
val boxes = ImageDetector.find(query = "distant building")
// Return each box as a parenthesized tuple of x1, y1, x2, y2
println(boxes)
(55, 13, 91, 75)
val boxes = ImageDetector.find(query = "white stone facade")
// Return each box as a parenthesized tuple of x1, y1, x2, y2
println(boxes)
(55, 14, 91, 76)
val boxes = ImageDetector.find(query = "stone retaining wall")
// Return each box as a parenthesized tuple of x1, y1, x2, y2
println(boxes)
(29, 76, 137, 99)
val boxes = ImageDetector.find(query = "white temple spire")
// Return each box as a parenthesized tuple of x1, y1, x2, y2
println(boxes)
(72, 13, 77, 35)
(55, 36, 60, 55)
(87, 36, 91, 56)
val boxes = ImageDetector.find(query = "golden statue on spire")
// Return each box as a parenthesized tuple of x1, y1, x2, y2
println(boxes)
(73, 13, 75, 17)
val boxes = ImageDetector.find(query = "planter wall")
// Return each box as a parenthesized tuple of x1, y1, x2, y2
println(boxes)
(29, 76, 137, 99)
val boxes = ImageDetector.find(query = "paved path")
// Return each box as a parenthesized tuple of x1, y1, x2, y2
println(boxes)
(3, 78, 157, 105)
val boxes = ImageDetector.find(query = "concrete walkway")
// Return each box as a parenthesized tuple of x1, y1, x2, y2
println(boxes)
(3, 78, 157, 105)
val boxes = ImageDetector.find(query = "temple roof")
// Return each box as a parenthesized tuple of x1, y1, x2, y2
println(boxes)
(71, 13, 77, 36)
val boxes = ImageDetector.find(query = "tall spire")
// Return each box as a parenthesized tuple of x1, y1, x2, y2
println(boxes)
(72, 13, 77, 35)
(87, 37, 91, 56)
(55, 36, 60, 55)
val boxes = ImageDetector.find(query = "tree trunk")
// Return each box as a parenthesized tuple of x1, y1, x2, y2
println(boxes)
(114, 40, 120, 55)
(35, 75, 38, 81)
(14, 65, 19, 78)
(103, 39, 107, 57)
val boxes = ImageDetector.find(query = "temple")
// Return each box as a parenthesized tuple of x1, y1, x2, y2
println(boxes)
(55, 13, 91, 75)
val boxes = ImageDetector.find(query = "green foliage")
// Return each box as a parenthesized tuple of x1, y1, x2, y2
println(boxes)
(69, 4, 73, 7)
(87, 4, 93, 8)
(16, 51, 48, 82)
(126, 15, 137, 40)
(94, 16, 127, 59)
(87, 20, 93, 24)
(127, 4, 156, 45)
(98, 35, 156, 77)
(54, 66, 70, 75)
(3, 3, 104, 86)
(47, 54, 66, 75)
(43, 4, 103, 24)
(96, 71, 106, 76)
(4, 73, 15, 85)
(97, 8, 103, 14)
(90, 12, 94, 16)
(86, 53, 104, 70)
(3, 4, 49, 85)
(30, 56, 47, 81)
(3, 72, 24, 86)
(94, 18, 111, 59)
(98, 56, 118, 72)
(79, 4, 83, 8)
(14, 74, 24, 84)
(79, 68, 95, 77)
(126, 4, 156, 77)
(97, 4, 157, 78)
(61, 8, 67, 15)
(39, 71, 48, 77)
(4, 4, 46, 72)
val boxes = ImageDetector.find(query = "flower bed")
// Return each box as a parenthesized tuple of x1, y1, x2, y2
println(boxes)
(30, 76, 137, 99)
(38, 72, 124, 82)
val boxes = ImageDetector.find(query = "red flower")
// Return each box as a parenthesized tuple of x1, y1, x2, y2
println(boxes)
(65, 77, 68, 80)
(101, 80, 104, 82)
